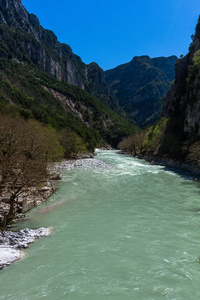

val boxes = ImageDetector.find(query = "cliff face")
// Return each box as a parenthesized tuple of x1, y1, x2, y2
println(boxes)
(162, 17, 200, 139)
(105, 55, 177, 128)
(0, 0, 87, 87)
(85, 62, 120, 110)
(0, 0, 28, 24)
(0, 0, 125, 117)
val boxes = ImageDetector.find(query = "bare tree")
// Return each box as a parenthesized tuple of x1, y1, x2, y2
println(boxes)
(0, 115, 63, 228)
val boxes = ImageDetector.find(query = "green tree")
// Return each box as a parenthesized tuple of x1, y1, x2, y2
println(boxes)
(58, 128, 87, 158)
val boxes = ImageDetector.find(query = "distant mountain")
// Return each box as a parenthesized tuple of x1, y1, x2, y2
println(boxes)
(105, 55, 177, 128)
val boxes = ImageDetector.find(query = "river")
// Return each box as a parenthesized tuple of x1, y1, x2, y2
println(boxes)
(1, 150, 200, 299)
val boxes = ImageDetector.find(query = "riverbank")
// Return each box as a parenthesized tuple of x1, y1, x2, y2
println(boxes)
(0, 160, 63, 270)
(119, 151, 200, 178)
(0, 154, 98, 226)
(0, 171, 59, 228)
(0, 227, 52, 270)
(0, 153, 111, 270)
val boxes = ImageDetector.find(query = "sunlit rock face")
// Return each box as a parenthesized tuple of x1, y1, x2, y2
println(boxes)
(0, 0, 117, 101)
(0, 0, 86, 87)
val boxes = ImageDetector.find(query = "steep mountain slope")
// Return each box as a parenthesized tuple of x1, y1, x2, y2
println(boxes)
(0, 0, 85, 86)
(158, 16, 200, 161)
(161, 18, 200, 136)
(85, 62, 120, 111)
(0, 0, 120, 110)
(105, 55, 177, 128)
(0, 57, 139, 148)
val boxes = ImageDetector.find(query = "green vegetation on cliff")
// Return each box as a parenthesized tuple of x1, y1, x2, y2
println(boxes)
(0, 58, 139, 150)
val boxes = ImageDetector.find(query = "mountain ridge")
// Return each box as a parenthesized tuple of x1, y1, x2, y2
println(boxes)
(0, 0, 120, 111)
(0, 0, 177, 128)
(105, 55, 177, 127)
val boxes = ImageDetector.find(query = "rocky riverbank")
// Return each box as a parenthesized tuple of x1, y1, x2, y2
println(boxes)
(0, 155, 99, 227)
(0, 153, 113, 270)
(142, 156, 200, 176)
(0, 173, 59, 228)
(119, 150, 200, 178)
(0, 227, 52, 270)
(0, 163, 61, 270)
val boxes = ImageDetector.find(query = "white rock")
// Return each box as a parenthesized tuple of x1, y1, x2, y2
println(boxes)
(0, 227, 52, 270)
(0, 246, 22, 269)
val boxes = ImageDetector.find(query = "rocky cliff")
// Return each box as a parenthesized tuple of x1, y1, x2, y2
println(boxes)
(105, 55, 177, 128)
(0, 0, 119, 106)
(85, 62, 120, 110)
(0, 0, 87, 87)
(162, 17, 200, 139)
(119, 16, 200, 167)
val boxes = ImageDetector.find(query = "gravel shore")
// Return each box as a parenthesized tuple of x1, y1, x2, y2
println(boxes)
(0, 227, 52, 270)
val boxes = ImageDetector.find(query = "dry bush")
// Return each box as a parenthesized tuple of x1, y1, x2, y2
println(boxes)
(118, 136, 134, 153)
(186, 141, 200, 165)
(118, 131, 146, 155)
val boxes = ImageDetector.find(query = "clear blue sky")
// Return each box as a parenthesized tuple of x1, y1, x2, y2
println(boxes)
(22, 0, 200, 70)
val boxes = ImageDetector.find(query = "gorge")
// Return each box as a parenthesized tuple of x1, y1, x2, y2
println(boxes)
(1, 1, 200, 299)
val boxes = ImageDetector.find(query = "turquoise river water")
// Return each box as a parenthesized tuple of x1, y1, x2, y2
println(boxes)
(1, 150, 200, 299)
